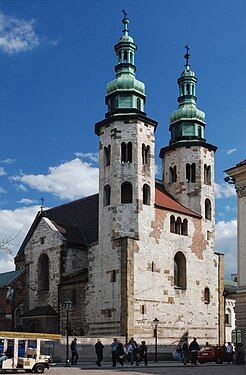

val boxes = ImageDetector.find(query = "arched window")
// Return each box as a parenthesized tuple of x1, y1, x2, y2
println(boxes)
(143, 184, 150, 205)
(137, 98, 141, 111)
(198, 125, 202, 138)
(130, 52, 133, 64)
(187, 83, 190, 95)
(170, 215, 175, 233)
(121, 142, 132, 163)
(225, 308, 232, 325)
(191, 163, 196, 182)
(169, 166, 177, 183)
(38, 254, 49, 291)
(175, 217, 182, 235)
(118, 52, 121, 63)
(174, 252, 187, 289)
(142, 144, 150, 166)
(104, 145, 111, 166)
(204, 287, 210, 304)
(103, 185, 111, 206)
(181, 219, 188, 236)
(186, 163, 190, 182)
(204, 164, 211, 185)
(121, 182, 133, 203)
(205, 198, 212, 220)
(123, 50, 128, 62)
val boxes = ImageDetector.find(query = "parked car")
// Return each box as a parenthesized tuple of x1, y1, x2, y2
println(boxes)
(198, 345, 227, 364)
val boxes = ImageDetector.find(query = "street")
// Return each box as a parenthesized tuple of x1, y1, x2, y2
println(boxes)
(47, 363, 246, 375)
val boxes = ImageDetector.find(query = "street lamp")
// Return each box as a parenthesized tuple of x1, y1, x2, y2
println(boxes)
(153, 318, 160, 362)
(64, 299, 72, 367)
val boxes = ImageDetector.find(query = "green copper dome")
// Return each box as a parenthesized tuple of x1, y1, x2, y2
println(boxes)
(169, 46, 206, 145)
(105, 12, 146, 118)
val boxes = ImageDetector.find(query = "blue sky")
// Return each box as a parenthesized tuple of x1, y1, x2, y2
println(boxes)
(0, 0, 245, 276)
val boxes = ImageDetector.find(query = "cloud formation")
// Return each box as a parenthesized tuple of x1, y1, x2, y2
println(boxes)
(12, 158, 99, 200)
(215, 219, 237, 277)
(17, 198, 38, 205)
(0, 167, 6, 176)
(226, 148, 237, 155)
(74, 152, 99, 163)
(215, 182, 236, 198)
(0, 11, 39, 54)
(0, 159, 16, 164)
(0, 186, 6, 193)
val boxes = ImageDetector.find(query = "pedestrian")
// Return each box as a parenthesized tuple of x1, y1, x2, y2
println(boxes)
(129, 337, 139, 366)
(226, 342, 233, 364)
(189, 337, 200, 365)
(175, 345, 183, 362)
(124, 343, 132, 363)
(111, 338, 118, 367)
(205, 341, 210, 347)
(139, 341, 148, 366)
(116, 341, 125, 366)
(70, 338, 78, 365)
(182, 339, 189, 365)
(95, 339, 104, 367)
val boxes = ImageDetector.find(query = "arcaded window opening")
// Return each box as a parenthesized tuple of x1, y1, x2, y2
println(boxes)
(140, 305, 146, 315)
(186, 163, 196, 182)
(204, 164, 211, 185)
(174, 252, 187, 289)
(181, 219, 188, 236)
(103, 185, 111, 206)
(137, 98, 141, 111)
(38, 254, 49, 291)
(205, 198, 212, 220)
(204, 287, 210, 304)
(121, 181, 133, 203)
(169, 166, 177, 183)
(121, 142, 132, 163)
(142, 144, 150, 166)
(143, 184, 150, 205)
(104, 145, 111, 166)
(123, 50, 128, 62)
(170, 215, 175, 233)
(175, 217, 182, 235)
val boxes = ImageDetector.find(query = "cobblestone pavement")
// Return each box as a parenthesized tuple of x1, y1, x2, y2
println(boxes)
(47, 362, 246, 375)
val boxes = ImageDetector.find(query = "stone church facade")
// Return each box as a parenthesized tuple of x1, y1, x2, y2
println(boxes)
(15, 15, 224, 346)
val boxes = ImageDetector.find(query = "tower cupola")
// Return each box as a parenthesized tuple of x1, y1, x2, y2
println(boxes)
(169, 46, 206, 145)
(105, 11, 146, 118)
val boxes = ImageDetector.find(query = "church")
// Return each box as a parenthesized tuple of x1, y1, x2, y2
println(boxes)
(14, 14, 224, 347)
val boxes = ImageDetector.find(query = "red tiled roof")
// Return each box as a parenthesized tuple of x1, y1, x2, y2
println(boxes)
(155, 182, 201, 218)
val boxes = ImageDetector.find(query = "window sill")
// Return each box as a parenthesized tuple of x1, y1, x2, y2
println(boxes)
(174, 286, 186, 291)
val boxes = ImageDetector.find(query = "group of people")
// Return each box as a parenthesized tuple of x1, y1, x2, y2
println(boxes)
(176, 337, 200, 365)
(110, 337, 148, 367)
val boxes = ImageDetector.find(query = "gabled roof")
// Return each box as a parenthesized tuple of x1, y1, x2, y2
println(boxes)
(155, 182, 201, 218)
(15, 194, 98, 262)
(0, 269, 25, 289)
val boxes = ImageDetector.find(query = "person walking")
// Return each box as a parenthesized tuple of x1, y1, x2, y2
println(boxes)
(129, 337, 139, 366)
(116, 341, 125, 366)
(70, 338, 79, 365)
(139, 341, 148, 366)
(226, 342, 234, 364)
(175, 345, 183, 362)
(95, 339, 104, 367)
(182, 339, 189, 365)
(111, 338, 118, 367)
(189, 338, 200, 365)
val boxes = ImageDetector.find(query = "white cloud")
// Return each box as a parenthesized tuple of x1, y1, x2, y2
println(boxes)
(226, 148, 237, 155)
(12, 158, 99, 200)
(15, 184, 27, 192)
(0, 205, 40, 257)
(0, 186, 6, 193)
(0, 11, 40, 54)
(17, 198, 37, 205)
(216, 219, 237, 277)
(74, 152, 99, 163)
(215, 182, 236, 199)
(0, 257, 15, 273)
(0, 158, 16, 164)
(0, 167, 6, 176)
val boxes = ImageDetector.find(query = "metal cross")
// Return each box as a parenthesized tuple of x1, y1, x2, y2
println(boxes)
(122, 9, 128, 18)
(40, 197, 45, 211)
(184, 44, 190, 66)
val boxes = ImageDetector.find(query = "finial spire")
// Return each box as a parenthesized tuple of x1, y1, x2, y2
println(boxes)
(40, 197, 45, 212)
(122, 9, 129, 36)
(184, 44, 191, 69)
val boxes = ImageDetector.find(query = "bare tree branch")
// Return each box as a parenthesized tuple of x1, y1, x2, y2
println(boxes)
(0, 227, 22, 256)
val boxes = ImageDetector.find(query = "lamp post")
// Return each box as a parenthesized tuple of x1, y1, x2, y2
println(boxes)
(153, 318, 159, 362)
(64, 299, 72, 367)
